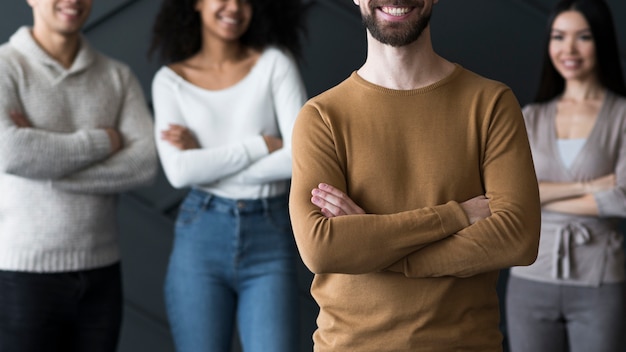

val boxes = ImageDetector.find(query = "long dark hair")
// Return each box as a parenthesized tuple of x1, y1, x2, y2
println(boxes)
(534, 0, 626, 102)
(148, 0, 307, 64)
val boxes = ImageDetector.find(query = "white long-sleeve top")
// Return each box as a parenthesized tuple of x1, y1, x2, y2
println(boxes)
(152, 47, 307, 199)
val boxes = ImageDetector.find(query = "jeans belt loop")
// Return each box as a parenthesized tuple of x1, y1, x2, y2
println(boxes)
(201, 193, 213, 211)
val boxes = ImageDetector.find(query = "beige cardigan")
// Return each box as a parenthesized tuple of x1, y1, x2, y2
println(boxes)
(511, 91, 626, 286)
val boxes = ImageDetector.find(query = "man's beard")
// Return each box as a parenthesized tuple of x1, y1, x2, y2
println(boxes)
(361, 7, 431, 47)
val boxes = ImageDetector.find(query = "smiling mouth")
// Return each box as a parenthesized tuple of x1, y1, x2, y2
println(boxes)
(221, 16, 239, 25)
(560, 59, 583, 69)
(57, 6, 81, 16)
(380, 6, 413, 16)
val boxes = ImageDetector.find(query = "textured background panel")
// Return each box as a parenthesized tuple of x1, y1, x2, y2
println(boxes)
(0, 1, 624, 351)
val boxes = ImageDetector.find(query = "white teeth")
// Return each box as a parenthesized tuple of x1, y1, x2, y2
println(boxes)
(60, 8, 78, 15)
(221, 16, 239, 25)
(381, 7, 411, 16)
(562, 59, 580, 68)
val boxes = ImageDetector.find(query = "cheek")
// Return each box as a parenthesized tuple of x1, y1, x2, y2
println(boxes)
(242, 7, 253, 29)
(581, 45, 596, 61)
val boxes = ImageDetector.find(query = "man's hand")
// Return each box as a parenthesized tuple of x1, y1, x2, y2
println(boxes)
(9, 111, 32, 128)
(105, 128, 123, 154)
(161, 124, 199, 150)
(311, 183, 365, 218)
(460, 195, 491, 224)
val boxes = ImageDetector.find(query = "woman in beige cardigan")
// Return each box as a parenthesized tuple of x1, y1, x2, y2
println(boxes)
(506, 1, 626, 351)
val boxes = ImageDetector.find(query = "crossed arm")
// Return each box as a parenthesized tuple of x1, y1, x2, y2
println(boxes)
(311, 182, 491, 224)
(1, 74, 157, 193)
(9, 110, 123, 153)
(538, 174, 615, 216)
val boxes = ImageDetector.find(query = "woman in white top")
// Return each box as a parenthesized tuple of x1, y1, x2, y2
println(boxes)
(505, 0, 626, 351)
(149, 0, 307, 351)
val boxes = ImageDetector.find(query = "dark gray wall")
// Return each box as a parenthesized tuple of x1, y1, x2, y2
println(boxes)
(0, 1, 625, 351)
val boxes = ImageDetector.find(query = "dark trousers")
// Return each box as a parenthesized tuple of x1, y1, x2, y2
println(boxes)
(0, 263, 123, 352)
(506, 275, 626, 352)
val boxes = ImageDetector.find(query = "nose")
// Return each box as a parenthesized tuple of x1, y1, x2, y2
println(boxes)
(564, 37, 578, 54)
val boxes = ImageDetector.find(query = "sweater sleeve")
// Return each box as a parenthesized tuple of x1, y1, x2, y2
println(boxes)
(50, 71, 158, 193)
(152, 68, 268, 189)
(594, 106, 626, 217)
(289, 104, 470, 275)
(220, 50, 307, 185)
(0, 61, 112, 179)
(386, 90, 541, 278)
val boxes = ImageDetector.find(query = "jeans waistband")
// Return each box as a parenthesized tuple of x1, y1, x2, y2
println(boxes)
(187, 188, 288, 214)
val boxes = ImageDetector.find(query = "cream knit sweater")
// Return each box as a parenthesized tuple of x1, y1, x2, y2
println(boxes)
(0, 27, 157, 272)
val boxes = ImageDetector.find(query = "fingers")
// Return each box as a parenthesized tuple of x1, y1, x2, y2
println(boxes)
(161, 124, 198, 150)
(9, 111, 31, 128)
(311, 192, 346, 217)
(460, 194, 491, 224)
(262, 135, 283, 153)
(104, 128, 123, 153)
(310, 183, 365, 218)
(161, 124, 187, 140)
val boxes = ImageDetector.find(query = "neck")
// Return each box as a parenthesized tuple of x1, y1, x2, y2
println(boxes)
(30, 27, 80, 69)
(196, 37, 248, 69)
(357, 27, 454, 90)
(562, 78, 604, 102)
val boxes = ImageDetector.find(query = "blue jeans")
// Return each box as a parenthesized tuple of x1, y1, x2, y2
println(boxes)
(165, 189, 300, 352)
(0, 263, 123, 352)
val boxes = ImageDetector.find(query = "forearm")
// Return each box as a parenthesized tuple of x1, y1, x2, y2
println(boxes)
(542, 193, 600, 216)
(158, 136, 268, 189)
(0, 126, 112, 179)
(290, 198, 469, 274)
(222, 147, 291, 185)
(386, 207, 541, 278)
(539, 181, 587, 204)
(51, 137, 158, 194)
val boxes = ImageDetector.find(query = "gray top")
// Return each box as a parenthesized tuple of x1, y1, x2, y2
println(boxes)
(0, 27, 157, 272)
(511, 92, 626, 286)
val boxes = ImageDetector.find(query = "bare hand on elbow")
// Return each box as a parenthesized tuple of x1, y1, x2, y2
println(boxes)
(9, 111, 32, 128)
(104, 128, 123, 154)
(460, 195, 491, 224)
(263, 135, 283, 153)
(311, 183, 365, 218)
(161, 124, 199, 150)
(583, 173, 616, 193)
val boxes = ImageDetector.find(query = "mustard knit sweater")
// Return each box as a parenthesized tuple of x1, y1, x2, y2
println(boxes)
(290, 65, 541, 351)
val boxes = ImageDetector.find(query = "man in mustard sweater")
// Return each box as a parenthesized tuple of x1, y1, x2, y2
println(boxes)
(289, 0, 542, 351)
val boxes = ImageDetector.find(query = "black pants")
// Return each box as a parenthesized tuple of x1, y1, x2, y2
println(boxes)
(0, 263, 123, 352)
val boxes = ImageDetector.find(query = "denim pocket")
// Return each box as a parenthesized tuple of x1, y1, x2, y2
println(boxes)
(175, 192, 206, 228)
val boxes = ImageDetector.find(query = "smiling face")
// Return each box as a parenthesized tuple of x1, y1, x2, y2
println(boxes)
(549, 10, 597, 83)
(355, 0, 436, 47)
(195, 0, 253, 43)
(27, 0, 92, 37)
